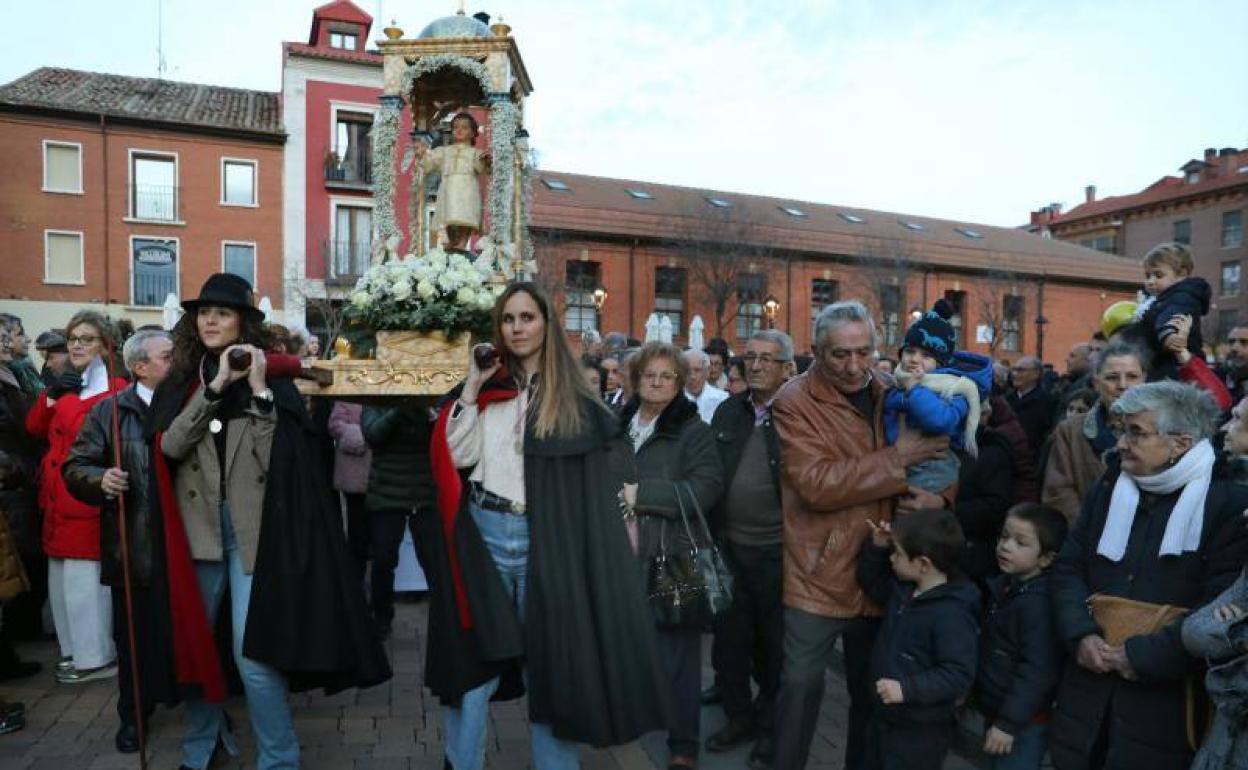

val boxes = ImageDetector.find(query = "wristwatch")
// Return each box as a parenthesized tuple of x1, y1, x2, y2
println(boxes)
(252, 387, 274, 404)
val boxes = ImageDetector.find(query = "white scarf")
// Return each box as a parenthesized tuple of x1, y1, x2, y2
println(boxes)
(1097, 438, 1213, 562)
(78, 357, 109, 400)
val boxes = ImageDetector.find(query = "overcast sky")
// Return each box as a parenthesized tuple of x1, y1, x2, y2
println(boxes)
(5, 0, 1246, 227)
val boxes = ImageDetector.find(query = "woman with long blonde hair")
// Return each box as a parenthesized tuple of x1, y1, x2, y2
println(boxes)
(427, 282, 674, 769)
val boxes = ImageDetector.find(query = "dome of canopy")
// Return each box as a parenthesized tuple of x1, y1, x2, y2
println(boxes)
(418, 13, 490, 39)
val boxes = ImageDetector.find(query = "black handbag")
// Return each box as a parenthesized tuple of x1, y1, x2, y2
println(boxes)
(645, 481, 734, 626)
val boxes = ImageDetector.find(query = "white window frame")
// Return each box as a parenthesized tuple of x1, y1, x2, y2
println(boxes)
(329, 101, 378, 158)
(128, 234, 182, 307)
(42, 140, 84, 194)
(43, 229, 85, 285)
(126, 148, 182, 224)
(221, 240, 258, 286)
(220, 157, 258, 207)
(330, 197, 375, 278)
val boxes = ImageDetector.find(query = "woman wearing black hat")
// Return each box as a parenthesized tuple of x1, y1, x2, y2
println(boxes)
(151, 274, 389, 769)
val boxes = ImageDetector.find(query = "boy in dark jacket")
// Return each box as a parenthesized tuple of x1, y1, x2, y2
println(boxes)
(975, 503, 1068, 770)
(857, 508, 980, 770)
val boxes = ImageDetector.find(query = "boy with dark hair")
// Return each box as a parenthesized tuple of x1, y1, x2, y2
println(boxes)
(976, 503, 1068, 769)
(857, 509, 980, 770)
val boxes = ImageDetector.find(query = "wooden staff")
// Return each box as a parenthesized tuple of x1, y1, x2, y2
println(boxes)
(103, 342, 147, 770)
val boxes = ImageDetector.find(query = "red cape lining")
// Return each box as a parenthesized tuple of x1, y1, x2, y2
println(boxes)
(430, 385, 519, 629)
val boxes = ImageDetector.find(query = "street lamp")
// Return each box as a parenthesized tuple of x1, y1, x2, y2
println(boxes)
(764, 295, 781, 329)
(592, 287, 608, 311)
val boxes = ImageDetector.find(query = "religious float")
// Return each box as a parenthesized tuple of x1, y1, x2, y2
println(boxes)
(300, 9, 535, 397)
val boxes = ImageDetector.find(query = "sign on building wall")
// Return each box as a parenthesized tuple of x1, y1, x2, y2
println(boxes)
(132, 237, 178, 307)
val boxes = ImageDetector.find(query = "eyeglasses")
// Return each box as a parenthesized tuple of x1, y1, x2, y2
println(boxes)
(1110, 425, 1175, 444)
(743, 353, 791, 367)
(66, 334, 99, 346)
(641, 371, 678, 383)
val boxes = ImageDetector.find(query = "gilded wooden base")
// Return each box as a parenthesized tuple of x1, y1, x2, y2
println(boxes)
(297, 330, 470, 397)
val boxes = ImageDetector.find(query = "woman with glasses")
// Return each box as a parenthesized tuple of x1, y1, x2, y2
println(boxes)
(25, 311, 126, 684)
(430, 283, 674, 770)
(1049, 381, 1248, 770)
(618, 341, 724, 769)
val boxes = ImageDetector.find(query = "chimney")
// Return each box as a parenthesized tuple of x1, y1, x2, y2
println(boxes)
(1205, 147, 1218, 164)
(1085, 185, 1096, 204)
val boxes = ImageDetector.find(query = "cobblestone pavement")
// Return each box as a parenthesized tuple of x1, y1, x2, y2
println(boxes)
(0, 599, 975, 769)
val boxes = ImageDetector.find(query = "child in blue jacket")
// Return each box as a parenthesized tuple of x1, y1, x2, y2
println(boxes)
(885, 299, 993, 493)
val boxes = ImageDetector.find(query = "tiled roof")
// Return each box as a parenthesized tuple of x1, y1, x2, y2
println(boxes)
(530, 171, 1141, 287)
(0, 68, 283, 138)
(284, 42, 382, 67)
(1055, 170, 1248, 224)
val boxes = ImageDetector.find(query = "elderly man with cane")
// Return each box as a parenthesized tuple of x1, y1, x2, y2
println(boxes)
(63, 329, 177, 759)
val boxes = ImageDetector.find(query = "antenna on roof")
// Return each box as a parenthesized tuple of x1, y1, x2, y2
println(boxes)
(156, 0, 167, 79)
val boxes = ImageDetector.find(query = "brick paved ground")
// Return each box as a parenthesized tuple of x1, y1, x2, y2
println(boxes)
(0, 599, 977, 769)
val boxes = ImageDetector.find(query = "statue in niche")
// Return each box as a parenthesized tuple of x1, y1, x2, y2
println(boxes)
(413, 111, 491, 250)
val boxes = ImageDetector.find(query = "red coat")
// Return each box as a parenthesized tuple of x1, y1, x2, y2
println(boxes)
(25, 380, 127, 560)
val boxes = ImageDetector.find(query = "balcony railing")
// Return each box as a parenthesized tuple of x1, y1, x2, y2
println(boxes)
(130, 184, 181, 222)
(324, 152, 372, 187)
(324, 239, 371, 285)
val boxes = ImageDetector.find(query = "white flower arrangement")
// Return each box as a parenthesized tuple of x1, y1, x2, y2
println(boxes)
(345, 246, 505, 336)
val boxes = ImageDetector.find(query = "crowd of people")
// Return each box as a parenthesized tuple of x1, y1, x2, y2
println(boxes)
(0, 237, 1244, 770)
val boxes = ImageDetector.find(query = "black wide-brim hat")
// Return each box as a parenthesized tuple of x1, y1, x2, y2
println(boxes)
(182, 273, 264, 321)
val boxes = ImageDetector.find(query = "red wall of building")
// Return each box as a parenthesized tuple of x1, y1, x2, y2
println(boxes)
(303, 80, 413, 279)
(0, 112, 283, 308)
(539, 237, 1132, 367)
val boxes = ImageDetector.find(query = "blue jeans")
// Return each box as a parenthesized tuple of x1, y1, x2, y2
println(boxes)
(985, 722, 1048, 770)
(443, 501, 579, 770)
(181, 504, 299, 770)
(907, 448, 960, 493)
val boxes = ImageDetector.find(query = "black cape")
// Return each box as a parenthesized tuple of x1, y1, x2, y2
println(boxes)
(149, 375, 392, 695)
(242, 381, 392, 693)
(427, 383, 676, 746)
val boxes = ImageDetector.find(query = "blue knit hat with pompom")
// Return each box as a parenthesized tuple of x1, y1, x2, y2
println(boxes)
(900, 299, 956, 365)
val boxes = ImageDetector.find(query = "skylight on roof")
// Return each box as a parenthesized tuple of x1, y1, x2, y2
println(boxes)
(838, 212, 865, 224)
(706, 197, 731, 208)
(780, 206, 807, 218)
(900, 220, 926, 232)
(542, 178, 571, 192)
(955, 227, 984, 239)
(625, 188, 654, 200)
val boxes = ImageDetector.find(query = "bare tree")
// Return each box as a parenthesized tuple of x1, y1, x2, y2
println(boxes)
(851, 236, 917, 348)
(281, 262, 352, 358)
(668, 199, 776, 340)
(972, 266, 1026, 358)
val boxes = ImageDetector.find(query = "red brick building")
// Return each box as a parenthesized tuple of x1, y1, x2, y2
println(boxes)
(281, 0, 416, 330)
(1032, 147, 1248, 342)
(531, 172, 1138, 362)
(0, 68, 285, 335)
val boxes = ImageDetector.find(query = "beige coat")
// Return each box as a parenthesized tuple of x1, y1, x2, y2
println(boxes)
(1041, 408, 1107, 525)
(162, 388, 275, 574)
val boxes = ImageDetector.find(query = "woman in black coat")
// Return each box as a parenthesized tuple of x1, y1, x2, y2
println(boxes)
(1050, 382, 1248, 770)
(619, 342, 724, 769)
(430, 284, 675, 770)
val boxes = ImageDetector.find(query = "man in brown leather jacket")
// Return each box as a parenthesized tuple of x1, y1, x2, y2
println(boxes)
(770, 300, 949, 770)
